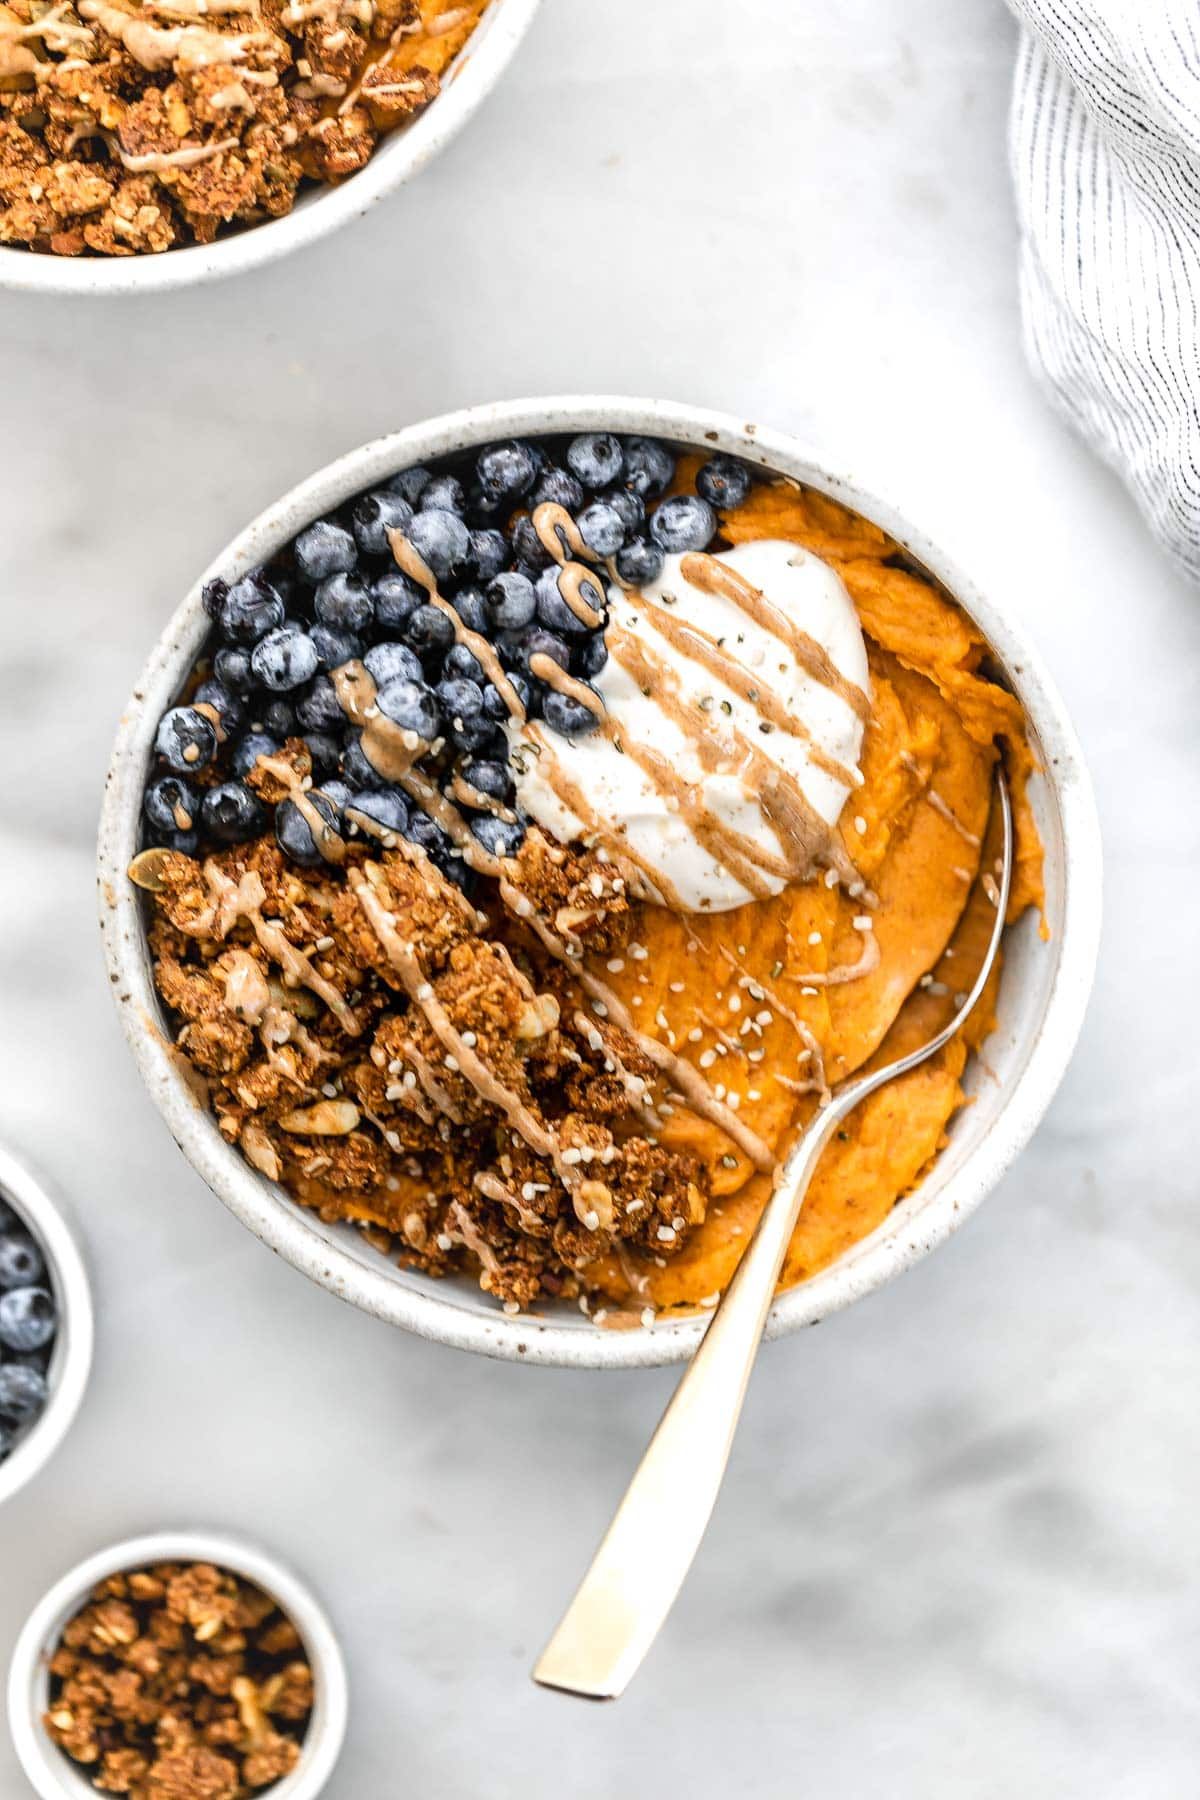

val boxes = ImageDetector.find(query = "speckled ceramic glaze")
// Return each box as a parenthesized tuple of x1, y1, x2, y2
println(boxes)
(0, 1143, 93, 1508)
(7, 1529, 348, 1800)
(0, 0, 541, 296)
(96, 397, 1102, 1369)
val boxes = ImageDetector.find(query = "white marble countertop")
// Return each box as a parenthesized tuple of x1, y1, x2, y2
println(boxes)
(3, 1, 1197, 1793)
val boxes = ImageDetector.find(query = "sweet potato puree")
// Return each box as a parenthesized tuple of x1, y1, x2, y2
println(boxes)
(584, 473, 1044, 1312)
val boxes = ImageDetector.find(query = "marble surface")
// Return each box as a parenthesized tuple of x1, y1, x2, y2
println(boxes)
(2, 1, 1198, 1794)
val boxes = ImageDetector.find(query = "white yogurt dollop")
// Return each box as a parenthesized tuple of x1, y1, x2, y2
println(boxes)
(508, 539, 870, 913)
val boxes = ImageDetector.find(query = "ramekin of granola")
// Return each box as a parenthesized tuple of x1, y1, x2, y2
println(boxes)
(8, 1531, 347, 1800)
(0, 0, 540, 290)
(97, 397, 1101, 1369)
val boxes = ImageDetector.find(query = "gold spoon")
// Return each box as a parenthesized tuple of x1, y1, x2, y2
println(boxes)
(534, 768, 1013, 1701)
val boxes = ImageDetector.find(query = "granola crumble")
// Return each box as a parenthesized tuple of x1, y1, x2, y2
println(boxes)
(0, 0, 488, 254)
(44, 1562, 315, 1799)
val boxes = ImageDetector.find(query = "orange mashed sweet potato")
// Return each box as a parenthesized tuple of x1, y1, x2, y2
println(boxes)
(584, 471, 1044, 1312)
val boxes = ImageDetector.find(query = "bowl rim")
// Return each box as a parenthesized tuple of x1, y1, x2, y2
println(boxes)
(7, 1527, 349, 1800)
(0, 1143, 94, 1508)
(0, 0, 542, 297)
(96, 394, 1103, 1370)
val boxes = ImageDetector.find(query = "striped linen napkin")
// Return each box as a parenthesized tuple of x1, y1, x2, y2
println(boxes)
(1008, 0, 1200, 580)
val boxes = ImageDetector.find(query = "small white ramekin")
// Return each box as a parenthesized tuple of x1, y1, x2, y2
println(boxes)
(8, 1529, 348, 1800)
(0, 0, 541, 297)
(0, 1143, 93, 1509)
(96, 396, 1103, 1370)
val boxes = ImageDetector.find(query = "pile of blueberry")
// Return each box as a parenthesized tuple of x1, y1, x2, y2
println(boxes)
(142, 433, 755, 890)
(0, 1193, 58, 1467)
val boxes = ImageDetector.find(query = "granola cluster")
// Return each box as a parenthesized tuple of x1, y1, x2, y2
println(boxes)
(138, 790, 708, 1313)
(0, 0, 486, 254)
(44, 1562, 315, 1798)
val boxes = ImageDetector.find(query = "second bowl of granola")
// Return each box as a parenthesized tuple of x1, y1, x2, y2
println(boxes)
(97, 397, 1101, 1368)
(0, 0, 540, 292)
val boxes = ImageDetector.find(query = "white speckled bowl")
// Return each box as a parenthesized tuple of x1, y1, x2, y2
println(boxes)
(0, 0, 541, 296)
(97, 396, 1102, 1369)
(0, 1144, 94, 1509)
(8, 1529, 348, 1800)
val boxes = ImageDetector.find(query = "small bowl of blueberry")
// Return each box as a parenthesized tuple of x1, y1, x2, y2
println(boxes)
(0, 1143, 93, 1506)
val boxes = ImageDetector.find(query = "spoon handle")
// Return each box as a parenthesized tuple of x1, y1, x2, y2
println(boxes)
(532, 1106, 841, 1701)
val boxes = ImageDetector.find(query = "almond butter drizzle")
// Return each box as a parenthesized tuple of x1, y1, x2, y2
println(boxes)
(350, 866, 599, 1222)
(926, 786, 982, 846)
(386, 529, 528, 721)
(329, 659, 432, 783)
(474, 1170, 546, 1237)
(78, 0, 274, 69)
(531, 501, 605, 627)
(716, 944, 829, 1099)
(632, 595, 858, 789)
(257, 753, 346, 864)
(783, 929, 882, 988)
(447, 773, 517, 824)
(680, 551, 871, 723)
(188, 861, 361, 1035)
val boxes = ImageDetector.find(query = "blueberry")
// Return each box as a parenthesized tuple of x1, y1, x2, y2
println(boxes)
(408, 508, 472, 582)
(340, 733, 380, 789)
(376, 676, 440, 740)
(475, 440, 540, 505)
(649, 494, 718, 554)
(344, 788, 410, 841)
(435, 674, 484, 716)
(436, 676, 488, 749)
(219, 572, 285, 645)
(608, 487, 646, 534)
(576, 500, 626, 557)
(444, 643, 485, 684)
(0, 1234, 42, 1291)
(542, 689, 600, 737)
(441, 851, 475, 893)
(251, 623, 321, 692)
(419, 473, 466, 516)
(449, 584, 488, 636)
(304, 732, 341, 776)
(471, 815, 526, 858)
(229, 732, 279, 779)
(200, 782, 266, 844)
(0, 1286, 55, 1353)
(352, 490, 414, 557)
(536, 566, 602, 637)
(574, 632, 609, 678)
(406, 603, 456, 657)
(310, 623, 362, 671)
(386, 465, 432, 507)
(275, 790, 341, 866)
(0, 1362, 47, 1419)
(615, 538, 664, 586)
(143, 776, 199, 840)
(623, 436, 676, 499)
(155, 706, 217, 775)
(296, 676, 344, 734)
(533, 466, 585, 512)
(192, 678, 244, 739)
(566, 433, 624, 490)
(482, 671, 530, 720)
(294, 519, 357, 584)
(322, 779, 353, 813)
(259, 698, 296, 739)
(201, 577, 229, 621)
(696, 454, 752, 510)
(372, 570, 423, 633)
(469, 528, 508, 583)
(0, 1419, 13, 1459)
(364, 641, 423, 687)
(315, 571, 373, 635)
(460, 758, 511, 802)
(149, 828, 198, 855)
(404, 810, 449, 857)
(486, 570, 537, 630)
(213, 645, 255, 695)
(509, 515, 554, 572)
(520, 627, 571, 671)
